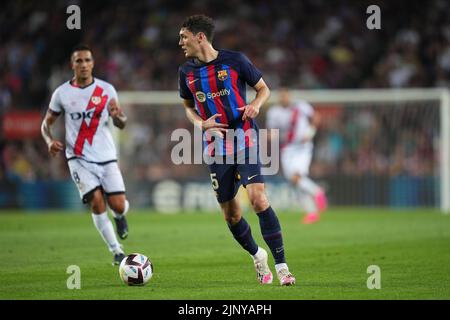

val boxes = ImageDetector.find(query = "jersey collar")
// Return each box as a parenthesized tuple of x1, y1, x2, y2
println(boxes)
(70, 78, 95, 89)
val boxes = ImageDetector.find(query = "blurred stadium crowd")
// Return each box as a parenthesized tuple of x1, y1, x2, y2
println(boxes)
(0, 0, 448, 187)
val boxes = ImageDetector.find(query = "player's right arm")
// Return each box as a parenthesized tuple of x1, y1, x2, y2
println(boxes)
(41, 110, 64, 157)
(42, 88, 65, 157)
(182, 99, 228, 138)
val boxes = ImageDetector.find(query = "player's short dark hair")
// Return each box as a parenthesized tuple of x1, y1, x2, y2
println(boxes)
(181, 15, 215, 42)
(71, 44, 93, 59)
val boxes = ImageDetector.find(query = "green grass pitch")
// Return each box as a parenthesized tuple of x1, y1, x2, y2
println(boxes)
(0, 208, 449, 300)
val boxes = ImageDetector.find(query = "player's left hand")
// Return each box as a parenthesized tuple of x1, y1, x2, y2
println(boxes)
(108, 99, 122, 118)
(237, 104, 260, 121)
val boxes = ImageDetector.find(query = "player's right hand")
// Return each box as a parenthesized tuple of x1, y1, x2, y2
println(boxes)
(201, 114, 228, 138)
(48, 140, 64, 157)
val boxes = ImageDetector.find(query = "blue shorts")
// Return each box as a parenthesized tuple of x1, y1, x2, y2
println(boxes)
(208, 159, 264, 203)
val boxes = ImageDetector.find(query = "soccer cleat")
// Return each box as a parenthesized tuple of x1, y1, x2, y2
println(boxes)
(114, 216, 128, 240)
(277, 268, 296, 286)
(253, 248, 273, 284)
(113, 252, 126, 266)
(315, 191, 328, 213)
(302, 213, 320, 224)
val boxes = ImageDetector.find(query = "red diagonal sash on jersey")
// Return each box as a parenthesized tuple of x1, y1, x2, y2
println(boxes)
(74, 86, 108, 156)
(285, 107, 299, 147)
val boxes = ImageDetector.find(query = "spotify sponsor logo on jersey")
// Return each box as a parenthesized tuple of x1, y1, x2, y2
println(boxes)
(196, 89, 230, 103)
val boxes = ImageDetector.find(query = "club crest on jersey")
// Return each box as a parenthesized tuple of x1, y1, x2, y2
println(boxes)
(196, 91, 206, 103)
(91, 96, 101, 105)
(217, 70, 228, 81)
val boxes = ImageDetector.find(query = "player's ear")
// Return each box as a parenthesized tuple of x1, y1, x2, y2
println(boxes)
(196, 32, 205, 42)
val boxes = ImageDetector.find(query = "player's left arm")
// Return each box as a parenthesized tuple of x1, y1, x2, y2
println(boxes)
(238, 78, 270, 121)
(109, 98, 127, 129)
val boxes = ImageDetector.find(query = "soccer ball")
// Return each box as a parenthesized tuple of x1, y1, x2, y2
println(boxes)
(119, 253, 153, 286)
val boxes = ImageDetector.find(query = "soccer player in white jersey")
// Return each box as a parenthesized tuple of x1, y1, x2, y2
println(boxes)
(41, 45, 130, 265)
(267, 88, 328, 224)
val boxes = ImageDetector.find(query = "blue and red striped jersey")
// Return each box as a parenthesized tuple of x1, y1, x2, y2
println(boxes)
(178, 49, 263, 156)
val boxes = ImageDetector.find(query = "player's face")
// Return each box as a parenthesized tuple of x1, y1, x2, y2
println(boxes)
(71, 50, 94, 80)
(179, 28, 201, 58)
(279, 89, 291, 107)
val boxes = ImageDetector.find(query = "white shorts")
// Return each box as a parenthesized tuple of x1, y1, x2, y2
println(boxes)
(68, 159, 126, 203)
(281, 146, 313, 179)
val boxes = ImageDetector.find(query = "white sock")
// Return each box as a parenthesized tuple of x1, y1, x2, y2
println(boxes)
(297, 176, 321, 196)
(275, 263, 288, 273)
(252, 247, 265, 261)
(92, 212, 123, 255)
(111, 200, 129, 219)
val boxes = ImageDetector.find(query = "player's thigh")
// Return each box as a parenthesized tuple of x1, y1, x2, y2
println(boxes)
(208, 163, 240, 203)
(101, 162, 126, 195)
(89, 188, 107, 213)
(236, 160, 268, 211)
(67, 159, 102, 204)
(245, 182, 269, 212)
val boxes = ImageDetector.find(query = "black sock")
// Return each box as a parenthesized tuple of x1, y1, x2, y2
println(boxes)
(228, 217, 258, 256)
(257, 206, 286, 264)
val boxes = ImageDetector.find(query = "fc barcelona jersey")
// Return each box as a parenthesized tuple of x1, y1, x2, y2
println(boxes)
(178, 49, 263, 156)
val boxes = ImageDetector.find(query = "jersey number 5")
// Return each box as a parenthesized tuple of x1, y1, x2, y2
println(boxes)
(210, 173, 219, 190)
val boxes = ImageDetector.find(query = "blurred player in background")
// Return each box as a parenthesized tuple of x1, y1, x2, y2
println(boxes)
(41, 45, 129, 265)
(178, 15, 296, 285)
(266, 88, 328, 224)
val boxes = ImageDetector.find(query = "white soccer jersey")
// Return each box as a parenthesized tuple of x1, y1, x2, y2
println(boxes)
(49, 78, 119, 163)
(266, 100, 315, 149)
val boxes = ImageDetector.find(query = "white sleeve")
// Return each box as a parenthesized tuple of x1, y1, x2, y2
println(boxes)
(49, 88, 63, 114)
(108, 84, 119, 104)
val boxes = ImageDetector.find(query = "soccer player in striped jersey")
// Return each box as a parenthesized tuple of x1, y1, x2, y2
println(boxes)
(41, 45, 130, 265)
(266, 88, 328, 224)
(178, 15, 296, 286)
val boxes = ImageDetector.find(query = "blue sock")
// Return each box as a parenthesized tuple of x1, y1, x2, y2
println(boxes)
(257, 206, 286, 264)
(227, 217, 259, 256)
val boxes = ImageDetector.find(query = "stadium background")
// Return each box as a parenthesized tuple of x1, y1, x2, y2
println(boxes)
(1, 0, 448, 211)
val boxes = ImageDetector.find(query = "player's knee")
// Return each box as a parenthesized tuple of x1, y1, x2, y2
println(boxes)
(249, 193, 269, 213)
(220, 202, 241, 225)
(224, 213, 241, 225)
(107, 195, 127, 214)
(223, 208, 241, 225)
(112, 203, 125, 214)
(110, 199, 126, 214)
